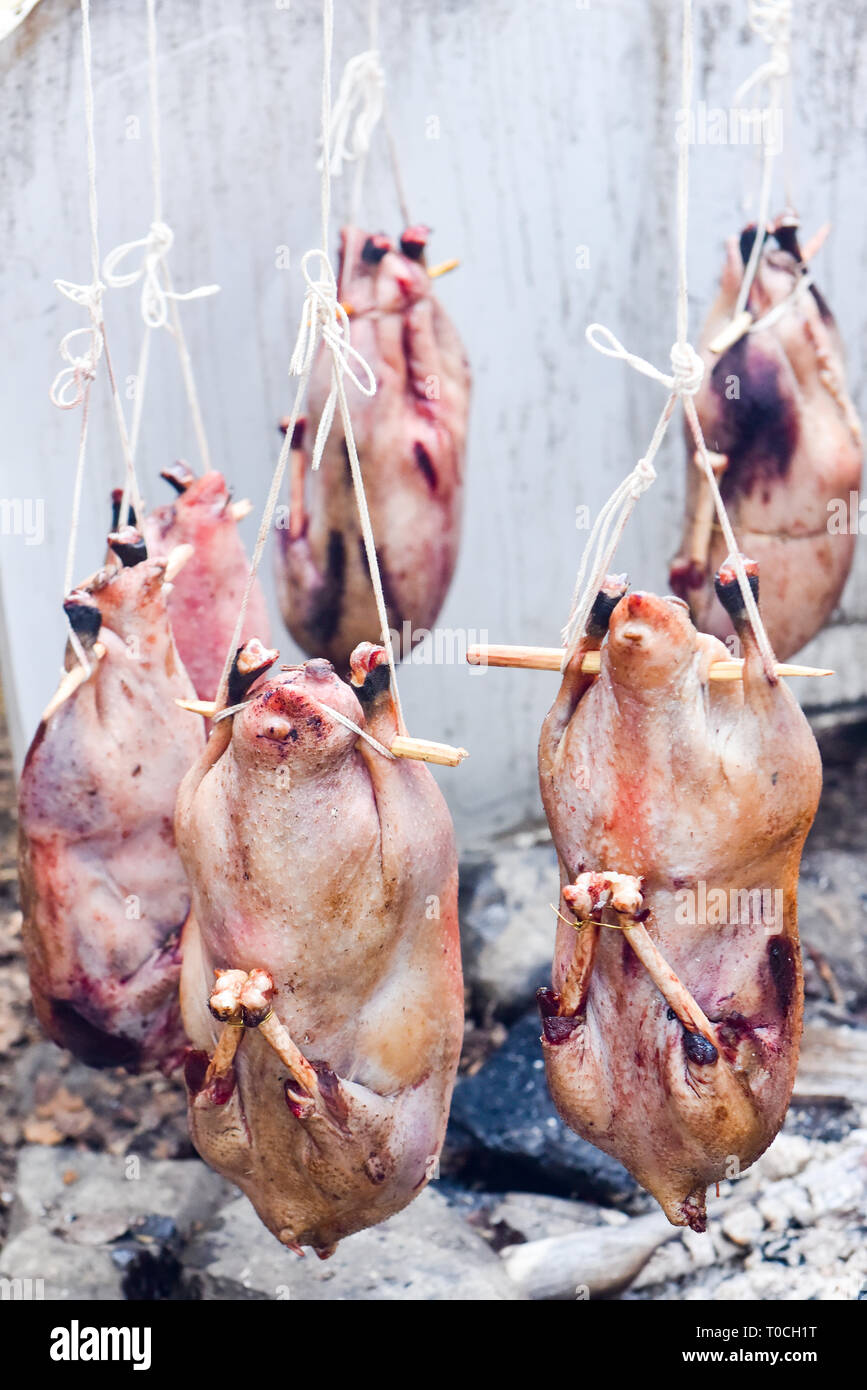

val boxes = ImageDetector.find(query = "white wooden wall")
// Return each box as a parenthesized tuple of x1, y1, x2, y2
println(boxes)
(1, 0, 866, 841)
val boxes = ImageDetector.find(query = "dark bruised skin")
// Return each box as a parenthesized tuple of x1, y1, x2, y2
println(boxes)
(18, 534, 205, 1072)
(671, 217, 862, 659)
(709, 338, 800, 502)
(175, 643, 463, 1254)
(276, 226, 471, 672)
(537, 565, 821, 1232)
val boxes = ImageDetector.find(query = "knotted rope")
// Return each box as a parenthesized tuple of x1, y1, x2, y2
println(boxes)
(733, 0, 793, 319)
(103, 220, 219, 332)
(102, 0, 219, 491)
(562, 0, 777, 682)
(216, 0, 408, 743)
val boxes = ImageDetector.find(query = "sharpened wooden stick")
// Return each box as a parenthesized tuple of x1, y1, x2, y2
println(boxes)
(175, 699, 468, 765)
(176, 698, 216, 717)
(342, 258, 459, 319)
(390, 735, 468, 766)
(164, 543, 195, 582)
(41, 643, 106, 722)
(800, 221, 831, 262)
(708, 309, 754, 355)
(426, 258, 460, 280)
(466, 644, 833, 680)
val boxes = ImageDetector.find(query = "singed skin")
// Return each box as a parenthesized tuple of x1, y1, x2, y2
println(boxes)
(18, 554, 205, 1071)
(176, 647, 463, 1254)
(538, 588, 822, 1231)
(671, 224, 862, 658)
(142, 471, 271, 702)
(276, 227, 471, 670)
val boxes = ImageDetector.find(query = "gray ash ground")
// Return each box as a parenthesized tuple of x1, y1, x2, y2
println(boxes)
(1, 699, 865, 1300)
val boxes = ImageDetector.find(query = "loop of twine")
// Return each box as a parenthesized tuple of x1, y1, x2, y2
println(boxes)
(320, 49, 385, 178)
(585, 324, 706, 398)
(732, 0, 793, 318)
(217, 0, 407, 747)
(562, 0, 778, 683)
(734, 0, 791, 101)
(102, 220, 220, 331)
(50, 279, 104, 410)
(289, 248, 377, 473)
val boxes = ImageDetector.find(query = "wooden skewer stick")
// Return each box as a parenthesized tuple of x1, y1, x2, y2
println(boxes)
(175, 699, 469, 765)
(42, 643, 106, 722)
(708, 309, 754, 355)
(426, 258, 460, 280)
(341, 259, 459, 318)
(688, 449, 728, 567)
(164, 543, 195, 582)
(390, 734, 468, 766)
(229, 498, 253, 523)
(709, 225, 831, 356)
(800, 221, 831, 262)
(176, 698, 217, 717)
(466, 644, 833, 680)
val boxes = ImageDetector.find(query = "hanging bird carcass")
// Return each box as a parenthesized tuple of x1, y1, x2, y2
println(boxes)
(537, 563, 821, 1232)
(18, 531, 205, 1071)
(141, 465, 272, 703)
(276, 226, 471, 670)
(670, 218, 862, 659)
(177, 641, 464, 1255)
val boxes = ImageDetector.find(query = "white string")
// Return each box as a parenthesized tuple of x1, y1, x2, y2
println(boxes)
(213, 692, 396, 760)
(289, 249, 377, 471)
(103, 221, 219, 332)
(563, 0, 777, 682)
(103, 0, 219, 486)
(324, 0, 410, 228)
(50, 0, 106, 680)
(732, 1, 792, 319)
(216, 0, 409, 743)
(49, 0, 103, 415)
(321, 50, 384, 222)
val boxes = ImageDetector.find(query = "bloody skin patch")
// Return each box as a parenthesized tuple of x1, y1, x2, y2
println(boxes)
(307, 529, 347, 646)
(708, 337, 800, 503)
(767, 934, 796, 1015)
(413, 441, 438, 491)
(669, 556, 707, 598)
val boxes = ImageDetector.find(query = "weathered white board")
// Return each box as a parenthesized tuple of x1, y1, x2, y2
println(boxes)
(1, 0, 865, 841)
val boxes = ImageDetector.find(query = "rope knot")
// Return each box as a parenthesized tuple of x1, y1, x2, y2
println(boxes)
(629, 457, 657, 499)
(669, 340, 704, 396)
(735, 0, 791, 100)
(50, 278, 105, 410)
(290, 249, 377, 471)
(103, 219, 219, 331)
(322, 49, 385, 177)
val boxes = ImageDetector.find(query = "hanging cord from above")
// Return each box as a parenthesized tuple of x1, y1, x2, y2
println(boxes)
(732, 0, 793, 321)
(324, 0, 410, 228)
(49, 0, 144, 677)
(562, 0, 777, 684)
(215, 0, 411, 746)
(102, 0, 219, 497)
(103, 220, 219, 332)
